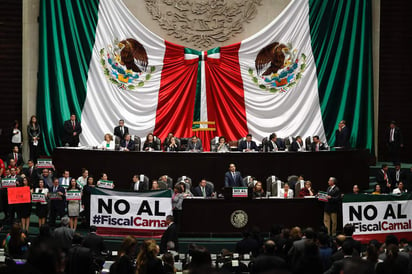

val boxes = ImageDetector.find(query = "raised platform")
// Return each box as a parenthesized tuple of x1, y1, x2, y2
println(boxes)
(52, 148, 370, 193)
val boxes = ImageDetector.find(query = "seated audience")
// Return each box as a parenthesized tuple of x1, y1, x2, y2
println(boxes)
(136, 239, 165, 273)
(392, 181, 407, 194)
(238, 133, 258, 152)
(119, 133, 135, 151)
(290, 136, 304, 152)
(250, 240, 287, 273)
(310, 135, 326, 151)
(99, 133, 115, 150)
(186, 135, 203, 152)
(66, 234, 95, 274)
(376, 244, 409, 274)
(215, 136, 230, 152)
(298, 180, 315, 197)
(192, 179, 213, 198)
(110, 236, 138, 274)
(143, 133, 160, 151)
(165, 136, 179, 151)
(253, 181, 265, 198)
(2, 222, 28, 259)
(236, 230, 260, 257)
(292, 240, 324, 274)
(162, 132, 174, 149)
(279, 182, 293, 198)
(162, 252, 176, 274)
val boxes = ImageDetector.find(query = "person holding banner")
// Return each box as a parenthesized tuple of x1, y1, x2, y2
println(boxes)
(17, 177, 32, 232)
(67, 178, 82, 231)
(81, 176, 96, 228)
(34, 179, 49, 228)
(48, 178, 66, 227)
(323, 177, 341, 236)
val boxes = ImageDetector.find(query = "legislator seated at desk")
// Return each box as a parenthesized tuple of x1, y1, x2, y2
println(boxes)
(164, 136, 179, 152)
(238, 134, 258, 152)
(186, 136, 203, 152)
(99, 133, 115, 150)
(120, 134, 136, 151)
(264, 133, 285, 152)
(143, 133, 160, 151)
(290, 136, 305, 152)
(192, 179, 213, 197)
(310, 135, 327, 152)
(224, 163, 245, 187)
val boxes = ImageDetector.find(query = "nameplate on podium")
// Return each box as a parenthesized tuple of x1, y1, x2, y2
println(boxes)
(232, 187, 248, 198)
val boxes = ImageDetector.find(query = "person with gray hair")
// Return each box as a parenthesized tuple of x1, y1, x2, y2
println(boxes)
(324, 177, 341, 236)
(53, 216, 74, 251)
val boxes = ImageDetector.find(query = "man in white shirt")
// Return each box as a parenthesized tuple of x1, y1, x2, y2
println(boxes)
(130, 174, 148, 191)
(58, 170, 72, 188)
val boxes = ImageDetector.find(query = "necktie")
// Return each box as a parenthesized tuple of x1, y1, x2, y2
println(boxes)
(202, 186, 206, 197)
(396, 171, 400, 182)
(14, 153, 17, 162)
(126, 141, 128, 147)
(121, 127, 123, 135)
(30, 167, 33, 176)
(390, 129, 394, 142)
(54, 186, 57, 192)
(247, 142, 250, 149)
(72, 121, 75, 129)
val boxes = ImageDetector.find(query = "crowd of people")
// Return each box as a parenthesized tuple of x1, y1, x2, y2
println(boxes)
(1, 220, 411, 274)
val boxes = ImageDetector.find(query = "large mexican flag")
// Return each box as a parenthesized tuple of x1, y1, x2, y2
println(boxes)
(37, 0, 373, 153)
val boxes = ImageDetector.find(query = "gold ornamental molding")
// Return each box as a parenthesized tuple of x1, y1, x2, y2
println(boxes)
(144, 0, 263, 48)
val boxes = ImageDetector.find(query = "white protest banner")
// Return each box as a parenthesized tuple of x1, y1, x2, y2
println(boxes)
(97, 180, 114, 189)
(90, 189, 172, 236)
(1, 178, 17, 188)
(66, 191, 81, 201)
(48, 192, 62, 200)
(36, 158, 53, 169)
(342, 193, 412, 243)
(32, 193, 46, 203)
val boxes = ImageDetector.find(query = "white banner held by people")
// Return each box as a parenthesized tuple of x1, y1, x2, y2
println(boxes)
(342, 194, 412, 242)
(91, 194, 172, 231)
(97, 180, 114, 189)
(66, 191, 82, 201)
(31, 193, 46, 203)
(1, 178, 17, 188)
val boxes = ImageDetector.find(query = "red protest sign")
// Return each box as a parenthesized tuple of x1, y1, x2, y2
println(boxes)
(8, 186, 31, 204)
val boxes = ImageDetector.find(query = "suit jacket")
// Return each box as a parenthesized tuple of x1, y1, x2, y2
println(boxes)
(113, 126, 129, 140)
(63, 120, 82, 146)
(82, 232, 107, 256)
(335, 126, 350, 148)
(290, 140, 303, 152)
(310, 142, 326, 152)
(49, 185, 66, 209)
(224, 171, 244, 187)
(53, 226, 74, 251)
(386, 127, 403, 146)
(160, 222, 178, 253)
(120, 139, 135, 151)
(130, 181, 148, 192)
(192, 185, 213, 197)
(265, 140, 285, 151)
(23, 166, 38, 183)
(376, 169, 392, 193)
(389, 168, 407, 185)
(186, 141, 203, 151)
(324, 185, 341, 213)
(58, 176, 72, 187)
(7, 152, 24, 166)
(238, 140, 258, 151)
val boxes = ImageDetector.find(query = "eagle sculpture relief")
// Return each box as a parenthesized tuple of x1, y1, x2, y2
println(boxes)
(255, 42, 289, 76)
(118, 38, 148, 73)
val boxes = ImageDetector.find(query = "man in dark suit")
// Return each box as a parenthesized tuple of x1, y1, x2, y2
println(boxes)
(130, 174, 149, 191)
(113, 119, 129, 140)
(160, 215, 178, 254)
(265, 133, 285, 152)
(120, 134, 135, 151)
(390, 163, 407, 188)
(22, 159, 38, 185)
(335, 120, 351, 148)
(49, 178, 66, 227)
(324, 177, 341, 236)
(63, 114, 82, 147)
(386, 121, 404, 163)
(250, 240, 287, 273)
(290, 136, 304, 152)
(58, 170, 72, 188)
(192, 179, 213, 197)
(238, 134, 258, 152)
(224, 163, 244, 187)
(186, 136, 203, 152)
(7, 145, 24, 167)
(310, 135, 326, 152)
(376, 164, 392, 193)
(82, 226, 107, 257)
